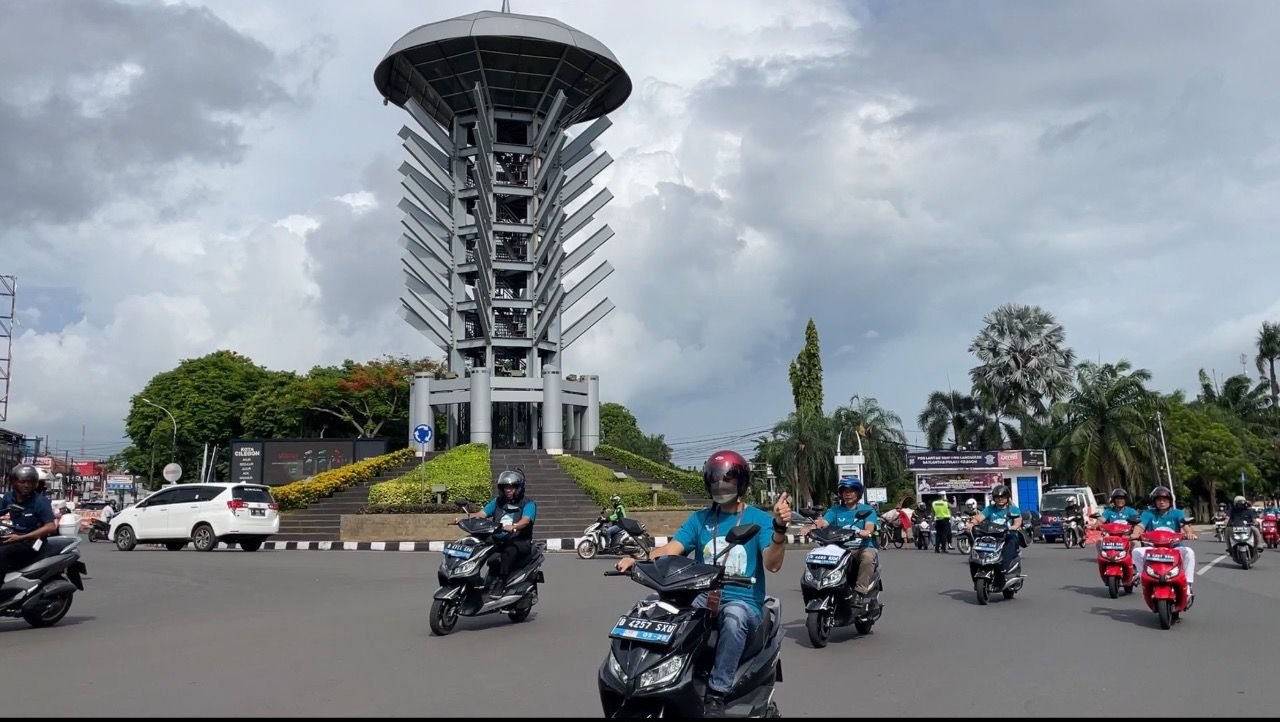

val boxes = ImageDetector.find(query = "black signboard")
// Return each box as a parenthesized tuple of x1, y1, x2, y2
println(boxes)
(906, 451, 1000, 470)
(231, 442, 264, 484)
(1020, 449, 1047, 467)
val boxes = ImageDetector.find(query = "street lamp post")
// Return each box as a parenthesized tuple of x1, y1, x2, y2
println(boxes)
(141, 397, 178, 462)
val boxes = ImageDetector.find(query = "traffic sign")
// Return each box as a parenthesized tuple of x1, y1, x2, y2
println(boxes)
(414, 424, 433, 444)
(162, 463, 182, 483)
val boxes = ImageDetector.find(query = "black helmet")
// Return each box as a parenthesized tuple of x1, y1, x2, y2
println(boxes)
(702, 450, 751, 504)
(1110, 488, 1129, 502)
(8, 464, 38, 485)
(992, 484, 1011, 499)
(1150, 486, 1173, 502)
(496, 469, 526, 502)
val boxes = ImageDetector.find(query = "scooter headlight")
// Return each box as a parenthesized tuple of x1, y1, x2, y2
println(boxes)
(450, 558, 481, 577)
(1145, 564, 1180, 580)
(638, 655, 685, 689)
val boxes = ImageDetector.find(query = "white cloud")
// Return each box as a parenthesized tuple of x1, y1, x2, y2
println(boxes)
(6, 0, 1280, 465)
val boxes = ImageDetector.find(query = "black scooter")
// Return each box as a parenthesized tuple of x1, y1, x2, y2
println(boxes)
(0, 504, 88, 628)
(429, 500, 546, 636)
(801, 513, 884, 647)
(968, 518, 1025, 605)
(598, 519, 782, 718)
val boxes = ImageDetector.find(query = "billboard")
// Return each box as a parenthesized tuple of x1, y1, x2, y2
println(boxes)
(916, 472, 1003, 495)
(230, 439, 389, 486)
(906, 449, 1047, 470)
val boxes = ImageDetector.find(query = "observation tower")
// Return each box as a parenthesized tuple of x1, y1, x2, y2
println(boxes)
(374, 6, 631, 452)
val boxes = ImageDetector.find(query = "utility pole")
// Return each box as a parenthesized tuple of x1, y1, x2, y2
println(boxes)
(1155, 410, 1175, 504)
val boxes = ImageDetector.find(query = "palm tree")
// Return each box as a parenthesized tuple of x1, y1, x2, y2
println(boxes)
(917, 391, 976, 450)
(765, 409, 835, 508)
(1197, 369, 1270, 426)
(832, 395, 909, 494)
(1059, 360, 1156, 490)
(1255, 321, 1280, 409)
(969, 303, 1077, 425)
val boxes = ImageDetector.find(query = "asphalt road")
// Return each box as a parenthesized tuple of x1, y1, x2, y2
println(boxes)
(4, 536, 1277, 717)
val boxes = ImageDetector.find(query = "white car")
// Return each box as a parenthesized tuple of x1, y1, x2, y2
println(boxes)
(109, 483, 280, 552)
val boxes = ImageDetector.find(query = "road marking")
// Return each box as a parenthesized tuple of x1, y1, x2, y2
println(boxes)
(1198, 554, 1229, 575)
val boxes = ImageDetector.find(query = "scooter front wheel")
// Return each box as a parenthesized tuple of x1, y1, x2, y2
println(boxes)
(430, 598, 460, 636)
(975, 578, 990, 605)
(1106, 577, 1120, 599)
(1156, 599, 1173, 630)
(576, 539, 598, 559)
(806, 610, 832, 648)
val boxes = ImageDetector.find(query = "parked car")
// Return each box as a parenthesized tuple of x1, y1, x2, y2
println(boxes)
(109, 483, 279, 552)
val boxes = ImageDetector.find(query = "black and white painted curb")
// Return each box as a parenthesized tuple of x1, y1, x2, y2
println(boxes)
(221, 534, 818, 552)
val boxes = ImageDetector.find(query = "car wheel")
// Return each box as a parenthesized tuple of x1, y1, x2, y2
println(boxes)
(192, 524, 218, 552)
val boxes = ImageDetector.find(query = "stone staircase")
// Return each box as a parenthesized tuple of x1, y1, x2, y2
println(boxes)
(588, 453, 704, 507)
(273, 456, 432, 542)
(492, 449, 601, 539)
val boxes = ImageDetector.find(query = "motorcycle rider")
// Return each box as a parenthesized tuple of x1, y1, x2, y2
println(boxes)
(603, 494, 628, 548)
(615, 450, 790, 717)
(0, 464, 57, 574)
(1091, 488, 1140, 527)
(1063, 495, 1086, 539)
(812, 476, 880, 610)
(1226, 495, 1263, 553)
(1130, 486, 1197, 597)
(457, 469, 537, 598)
(962, 498, 980, 519)
(931, 496, 953, 553)
(965, 484, 1024, 568)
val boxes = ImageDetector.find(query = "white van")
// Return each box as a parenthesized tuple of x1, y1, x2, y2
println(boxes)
(108, 482, 279, 552)
(1039, 486, 1101, 543)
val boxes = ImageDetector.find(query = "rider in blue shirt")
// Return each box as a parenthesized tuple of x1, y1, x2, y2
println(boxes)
(0, 464, 57, 574)
(1130, 486, 1198, 595)
(812, 476, 880, 608)
(966, 483, 1023, 568)
(615, 450, 790, 716)
(1093, 488, 1141, 526)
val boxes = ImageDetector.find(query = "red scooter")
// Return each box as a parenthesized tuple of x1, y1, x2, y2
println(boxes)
(1262, 513, 1278, 549)
(1096, 520, 1136, 598)
(1139, 528, 1192, 630)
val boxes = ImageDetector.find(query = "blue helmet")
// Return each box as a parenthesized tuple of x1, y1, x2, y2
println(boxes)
(837, 476, 864, 499)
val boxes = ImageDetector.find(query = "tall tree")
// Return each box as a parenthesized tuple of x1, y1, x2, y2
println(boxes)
(599, 402, 673, 464)
(917, 390, 976, 450)
(1059, 360, 1156, 490)
(969, 303, 1076, 433)
(767, 408, 833, 508)
(290, 356, 442, 439)
(1255, 321, 1280, 409)
(788, 319, 824, 417)
(833, 394, 908, 491)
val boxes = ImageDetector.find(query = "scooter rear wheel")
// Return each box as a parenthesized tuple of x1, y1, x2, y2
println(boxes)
(23, 590, 73, 628)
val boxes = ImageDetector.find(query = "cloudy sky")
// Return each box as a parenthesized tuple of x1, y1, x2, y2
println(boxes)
(3, 0, 1279, 467)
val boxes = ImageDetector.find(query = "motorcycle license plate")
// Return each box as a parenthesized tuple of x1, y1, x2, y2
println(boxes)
(443, 542, 473, 558)
(973, 540, 999, 553)
(1101, 541, 1126, 551)
(1145, 551, 1177, 564)
(610, 616, 678, 644)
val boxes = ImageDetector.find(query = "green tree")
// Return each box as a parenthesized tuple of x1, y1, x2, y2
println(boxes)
(788, 319, 824, 417)
(1256, 321, 1280, 409)
(290, 356, 441, 439)
(1058, 360, 1157, 490)
(764, 408, 833, 507)
(240, 371, 312, 438)
(969, 303, 1076, 434)
(1167, 404, 1258, 507)
(599, 402, 673, 464)
(832, 394, 908, 495)
(917, 390, 976, 450)
(121, 350, 276, 485)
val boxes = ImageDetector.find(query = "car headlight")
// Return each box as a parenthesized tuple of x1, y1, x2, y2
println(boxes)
(639, 655, 685, 689)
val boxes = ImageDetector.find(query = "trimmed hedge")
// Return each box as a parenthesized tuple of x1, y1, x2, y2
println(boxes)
(556, 454, 685, 508)
(274, 448, 416, 511)
(361, 503, 457, 514)
(368, 443, 492, 508)
(594, 444, 703, 496)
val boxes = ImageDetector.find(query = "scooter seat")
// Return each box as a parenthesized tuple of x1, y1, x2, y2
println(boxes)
(739, 596, 780, 662)
(35, 536, 77, 559)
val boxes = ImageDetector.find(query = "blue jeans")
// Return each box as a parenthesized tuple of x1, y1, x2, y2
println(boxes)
(693, 595, 761, 695)
(604, 524, 622, 545)
(1002, 531, 1022, 569)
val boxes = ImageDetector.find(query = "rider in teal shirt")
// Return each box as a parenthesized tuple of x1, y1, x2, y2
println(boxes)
(1095, 488, 1141, 525)
(813, 476, 880, 607)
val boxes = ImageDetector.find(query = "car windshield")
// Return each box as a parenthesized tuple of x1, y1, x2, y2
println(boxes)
(1040, 494, 1079, 513)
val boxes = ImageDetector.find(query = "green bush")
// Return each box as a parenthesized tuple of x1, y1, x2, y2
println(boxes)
(594, 444, 703, 496)
(556, 454, 685, 508)
(361, 503, 457, 514)
(368, 443, 492, 507)
(275, 448, 416, 511)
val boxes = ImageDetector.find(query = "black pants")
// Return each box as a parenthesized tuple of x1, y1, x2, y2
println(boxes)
(0, 541, 38, 575)
(934, 518, 952, 551)
(489, 539, 532, 583)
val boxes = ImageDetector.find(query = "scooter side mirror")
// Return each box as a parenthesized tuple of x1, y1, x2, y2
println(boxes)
(4, 503, 21, 515)
(619, 518, 644, 536)
(725, 523, 761, 546)
(454, 499, 480, 515)
(854, 509, 872, 520)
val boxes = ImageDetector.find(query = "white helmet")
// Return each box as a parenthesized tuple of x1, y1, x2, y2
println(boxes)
(965, 498, 977, 509)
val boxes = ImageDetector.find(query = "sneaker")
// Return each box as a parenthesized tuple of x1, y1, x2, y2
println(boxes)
(703, 693, 726, 717)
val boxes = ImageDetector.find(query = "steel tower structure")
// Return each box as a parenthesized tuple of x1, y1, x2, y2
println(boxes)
(374, 9, 631, 453)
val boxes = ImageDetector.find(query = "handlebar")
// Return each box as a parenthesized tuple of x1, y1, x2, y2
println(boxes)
(724, 575, 756, 588)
